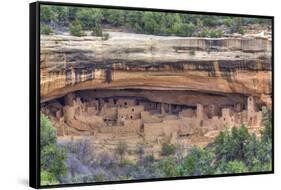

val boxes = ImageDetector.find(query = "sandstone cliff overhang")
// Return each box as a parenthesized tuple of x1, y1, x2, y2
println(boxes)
(40, 32, 272, 107)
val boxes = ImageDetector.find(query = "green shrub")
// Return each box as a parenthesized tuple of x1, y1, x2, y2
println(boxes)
(39, 6, 270, 38)
(40, 113, 56, 148)
(40, 170, 59, 186)
(76, 8, 102, 30)
(40, 24, 53, 35)
(94, 174, 105, 182)
(102, 9, 125, 26)
(40, 5, 55, 22)
(102, 33, 110, 41)
(91, 24, 103, 37)
(238, 28, 245, 35)
(40, 113, 67, 183)
(161, 143, 176, 156)
(224, 160, 248, 173)
(51, 6, 68, 25)
(179, 147, 215, 176)
(69, 20, 84, 36)
(120, 159, 134, 166)
(142, 12, 157, 34)
(213, 125, 251, 162)
(231, 17, 244, 34)
(198, 28, 223, 38)
(202, 16, 222, 27)
(173, 23, 196, 37)
(261, 108, 272, 143)
(209, 29, 224, 38)
(223, 18, 233, 28)
(41, 144, 67, 178)
(161, 157, 179, 177)
(198, 28, 210, 37)
(211, 117, 272, 173)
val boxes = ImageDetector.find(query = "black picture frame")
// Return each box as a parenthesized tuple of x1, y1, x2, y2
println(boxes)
(30, 1, 274, 189)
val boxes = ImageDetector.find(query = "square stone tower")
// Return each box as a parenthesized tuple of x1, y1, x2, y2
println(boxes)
(196, 104, 204, 120)
(247, 96, 256, 125)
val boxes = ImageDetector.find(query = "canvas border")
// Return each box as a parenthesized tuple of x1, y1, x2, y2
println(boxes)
(29, 1, 274, 188)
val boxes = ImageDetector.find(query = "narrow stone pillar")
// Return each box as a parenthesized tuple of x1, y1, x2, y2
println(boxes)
(196, 104, 204, 120)
(168, 104, 172, 114)
(247, 96, 256, 125)
(157, 103, 161, 113)
(98, 98, 102, 111)
(161, 103, 166, 115)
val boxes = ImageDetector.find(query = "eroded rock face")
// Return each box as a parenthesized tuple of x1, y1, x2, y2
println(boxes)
(40, 32, 272, 107)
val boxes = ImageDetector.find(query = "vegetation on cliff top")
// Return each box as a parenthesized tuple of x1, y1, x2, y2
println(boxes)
(40, 5, 271, 37)
(40, 109, 272, 184)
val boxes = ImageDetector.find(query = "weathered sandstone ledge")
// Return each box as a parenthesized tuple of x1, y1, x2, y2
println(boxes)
(40, 32, 272, 107)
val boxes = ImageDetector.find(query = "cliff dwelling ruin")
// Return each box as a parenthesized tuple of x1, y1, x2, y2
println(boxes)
(40, 31, 272, 158)
(41, 88, 267, 156)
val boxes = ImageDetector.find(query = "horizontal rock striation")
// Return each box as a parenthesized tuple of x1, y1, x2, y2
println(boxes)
(40, 32, 272, 107)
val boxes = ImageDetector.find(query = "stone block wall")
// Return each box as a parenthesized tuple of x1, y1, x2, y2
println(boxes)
(118, 105, 144, 120)
(141, 111, 162, 123)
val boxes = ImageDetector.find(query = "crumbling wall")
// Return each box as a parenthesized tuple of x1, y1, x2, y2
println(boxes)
(100, 107, 117, 122)
(220, 108, 235, 128)
(116, 99, 136, 108)
(117, 105, 144, 120)
(205, 104, 219, 118)
(144, 122, 165, 141)
(75, 115, 104, 128)
(141, 111, 162, 123)
(179, 109, 195, 118)
(98, 121, 140, 135)
(162, 119, 180, 137)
